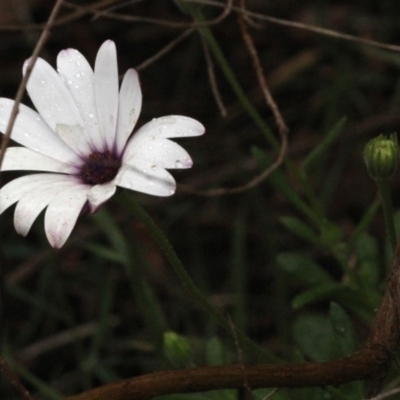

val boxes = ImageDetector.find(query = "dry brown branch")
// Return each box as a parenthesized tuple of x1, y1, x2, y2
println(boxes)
(228, 316, 252, 398)
(63, 0, 233, 29)
(135, 28, 195, 71)
(369, 387, 400, 400)
(201, 38, 227, 117)
(61, 241, 400, 399)
(237, 1, 288, 139)
(261, 388, 280, 400)
(180, 0, 288, 197)
(17, 317, 120, 364)
(0, 0, 66, 173)
(0, 4, 66, 397)
(0, 356, 33, 400)
(0, 0, 120, 31)
(188, 0, 400, 53)
(84, 0, 147, 21)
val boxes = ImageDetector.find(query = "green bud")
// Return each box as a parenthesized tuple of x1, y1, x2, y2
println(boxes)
(364, 133, 398, 180)
(163, 331, 193, 367)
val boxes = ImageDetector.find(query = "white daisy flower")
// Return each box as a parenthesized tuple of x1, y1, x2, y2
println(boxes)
(0, 40, 205, 248)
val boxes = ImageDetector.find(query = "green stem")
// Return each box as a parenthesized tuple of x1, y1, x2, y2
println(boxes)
(119, 190, 279, 362)
(376, 180, 397, 254)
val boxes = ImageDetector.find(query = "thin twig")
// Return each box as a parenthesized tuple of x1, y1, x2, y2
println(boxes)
(0, 0, 119, 31)
(0, 356, 33, 400)
(87, 0, 147, 21)
(181, 0, 288, 197)
(63, 0, 233, 29)
(135, 29, 195, 71)
(187, 0, 400, 53)
(201, 38, 227, 117)
(368, 387, 400, 400)
(261, 388, 280, 400)
(0, 2, 66, 396)
(0, 0, 66, 173)
(228, 316, 252, 399)
(18, 317, 120, 363)
(238, 0, 288, 138)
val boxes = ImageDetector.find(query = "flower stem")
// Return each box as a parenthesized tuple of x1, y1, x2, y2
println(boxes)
(119, 190, 279, 362)
(376, 180, 397, 254)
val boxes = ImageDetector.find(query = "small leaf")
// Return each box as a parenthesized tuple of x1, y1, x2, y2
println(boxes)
(164, 331, 194, 367)
(277, 252, 333, 286)
(329, 302, 356, 357)
(205, 336, 229, 366)
(293, 313, 335, 362)
(292, 283, 349, 309)
(280, 216, 319, 244)
(252, 146, 319, 224)
(354, 233, 380, 287)
(301, 117, 347, 174)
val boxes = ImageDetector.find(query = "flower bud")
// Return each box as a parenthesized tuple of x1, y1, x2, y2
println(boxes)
(364, 133, 398, 180)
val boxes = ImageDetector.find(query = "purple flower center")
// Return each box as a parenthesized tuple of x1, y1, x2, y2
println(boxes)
(79, 151, 122, 185)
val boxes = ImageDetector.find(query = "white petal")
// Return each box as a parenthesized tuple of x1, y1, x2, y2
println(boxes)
(0, 173, 76, 214)
(0, 98, 80, 164)
(132, 116, 205, 142)
(23, 57, 91, 155)
(45, 185, 90, 248)
(94, 40, 119, 151)
(57, 48, 103, 150)
(2, 147, 77, 173)
(14, 179, 78, 236)
(124, 137, 193, 169)
(87, 181, 116, 212)
(116, 160, 176, 197)
(115, 69, 142, 154)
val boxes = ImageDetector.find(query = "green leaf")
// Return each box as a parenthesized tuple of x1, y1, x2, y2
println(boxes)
(277, 252, 333, 286)
(163, 331, 194, 367)
(329, 305, 364, 399)
(301, 117, 347, 174)
(81, 242, 128, 265)
(293, 313, 335, 362)
(205, 336, 229, 366)
(319, 220, 343, 247)
(252, 147, 320, 225)
(292, 283, 351, 309)
(354, 233, 380, 287)
(329, 302, 356, 357)
(280, 216, 319, 244)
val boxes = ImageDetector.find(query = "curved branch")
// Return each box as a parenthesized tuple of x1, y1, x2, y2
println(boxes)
(65, 350, 386, 400)
(65, 243, 400, 399)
